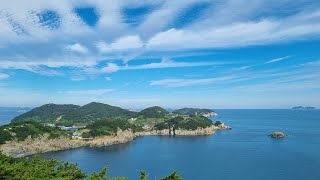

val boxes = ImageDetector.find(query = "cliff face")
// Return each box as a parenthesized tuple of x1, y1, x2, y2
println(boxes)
(89, 129, 135, 147)
(0, 124, 231, 157)
(138, 126, 218, 136)
(0, 134, 86, 158)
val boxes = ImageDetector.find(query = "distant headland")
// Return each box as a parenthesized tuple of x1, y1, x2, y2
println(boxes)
(292, 106, 317, 110)
(0, 102, 230, 157)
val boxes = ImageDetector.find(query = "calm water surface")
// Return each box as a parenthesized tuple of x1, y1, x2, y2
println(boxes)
(41, 110, 320, 180)
(0, 108, 30, 125)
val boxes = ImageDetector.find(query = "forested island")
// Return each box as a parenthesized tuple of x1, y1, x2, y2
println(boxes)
(0, 102, 230, 157)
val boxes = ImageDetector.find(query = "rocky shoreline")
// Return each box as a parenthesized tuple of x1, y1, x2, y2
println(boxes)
(0, 125, 231, 158)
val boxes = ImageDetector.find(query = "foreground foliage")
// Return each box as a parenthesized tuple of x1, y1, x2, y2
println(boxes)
(0, 152, 182, 180)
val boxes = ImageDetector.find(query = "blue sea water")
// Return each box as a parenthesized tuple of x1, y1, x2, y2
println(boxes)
(38, 110, 320, 180)
(0, 107, 30, 125)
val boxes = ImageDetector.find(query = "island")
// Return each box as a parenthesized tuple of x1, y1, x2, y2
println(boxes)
(292, 106, 317, 110)
(0, 102, 231, 157)
(173, 107, 218, 117)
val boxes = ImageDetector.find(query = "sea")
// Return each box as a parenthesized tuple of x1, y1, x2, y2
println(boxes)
(0, 107, 31, 125)
(3, 109, 320, 180)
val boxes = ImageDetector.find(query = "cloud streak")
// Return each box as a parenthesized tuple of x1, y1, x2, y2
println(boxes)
(150, 76, 237, 87)
(0, 73, 9, 80)
(264, 56, 291, 64)
(101, 58, 226, 73)
(58, 89, 115, 96)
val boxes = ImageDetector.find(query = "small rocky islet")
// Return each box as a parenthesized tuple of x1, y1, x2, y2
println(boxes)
(0, 102, 231, 157)
(269, 132, 287, 138)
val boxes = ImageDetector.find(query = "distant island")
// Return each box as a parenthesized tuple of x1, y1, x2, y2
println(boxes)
(292, 106, 317, 110)
(0, 102, 230, 157)
(173, 108, 217, 117)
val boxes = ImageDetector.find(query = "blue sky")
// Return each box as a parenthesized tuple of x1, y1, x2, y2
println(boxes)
(0, 0, 320, 108)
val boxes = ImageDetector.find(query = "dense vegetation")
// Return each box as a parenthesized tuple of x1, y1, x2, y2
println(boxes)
(0, 121, 68, 144)
(154, 116, 213, 130)
(173, 108, 215, 116)
(82, 118, 143, 138)
(11, 102, 137, 126)
(62, 102, 137, 125)
(12, 104, 79, 123)
(0, 152, 182, 180)
(9, 103, 215, 134)
(138, 106, 169, 118)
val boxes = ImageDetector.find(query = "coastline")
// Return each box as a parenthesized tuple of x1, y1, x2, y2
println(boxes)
(0, 125, 231, 158)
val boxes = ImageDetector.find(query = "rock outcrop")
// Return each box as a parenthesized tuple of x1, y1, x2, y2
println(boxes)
(0, 134, 86, 158)
(214, 121, 232, 130)
(270, 132, 286, 138)
(1, 123, 232, 157)
(89, 129, 135, 147)
(137, 126, 217, 136)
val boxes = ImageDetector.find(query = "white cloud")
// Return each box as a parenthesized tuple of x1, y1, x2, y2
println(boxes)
(101, 63, 120, 73)
(58, 89, 115, 96)
(0, 73, 9, 79)
(70, 76, 86, 81)
(150, 76, 237, 87)
(0, 0, 320, 79)
(97, 35, 143, 53)
(147, 9, 320, 50)
(100, 58, 225, 74)
(66, 43, 89, 54)
(125, 57, 225, 70)
(264, 56, 291, 64)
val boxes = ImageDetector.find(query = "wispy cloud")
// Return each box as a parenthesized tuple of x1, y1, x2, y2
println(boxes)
(58, 89, 115, 96)
(0, 73, 9, 79)
(150, 76, 236, 87)
(104, 77, 112, 81)
(264, 56, 291, 64)
(0, 0, 319, 77)
(101, 58, 226, 73)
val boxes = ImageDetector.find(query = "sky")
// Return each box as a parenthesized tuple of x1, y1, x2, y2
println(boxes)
(0, 0, 320, 109)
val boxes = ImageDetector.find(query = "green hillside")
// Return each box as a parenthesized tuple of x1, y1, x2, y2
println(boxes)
(154, 116, 213, 130)
(82, 118, 143, 138)
(138, 106, 169, 118)
(0, 121, 68, 144)
(11, 102, 137, 126)
(173, 108, 215, 115)
(12, 104, 79, 123)
(61, 102, 137, 125)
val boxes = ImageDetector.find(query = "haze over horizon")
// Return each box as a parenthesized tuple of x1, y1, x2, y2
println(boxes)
(0, 0, 320, 109)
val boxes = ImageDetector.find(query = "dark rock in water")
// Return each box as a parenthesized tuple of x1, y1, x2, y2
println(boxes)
(270, 132, 286, 138)
(214, 121, 232, 130)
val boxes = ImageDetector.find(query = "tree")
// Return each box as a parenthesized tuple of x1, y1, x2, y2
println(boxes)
(140, 171, 147, 180)
(160, 172, 182, 180)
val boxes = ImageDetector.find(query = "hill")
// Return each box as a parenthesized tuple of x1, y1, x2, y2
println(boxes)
(11, 102, 137, 126)
(61, 102, 137, 125)
(12, 104, 79, 123)
(138, 106, 169, 118)
(173, 108, 216, 116)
